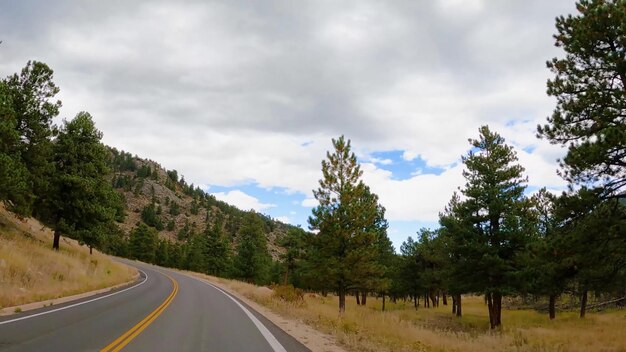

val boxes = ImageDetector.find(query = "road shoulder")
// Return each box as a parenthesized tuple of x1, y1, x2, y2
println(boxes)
(0, 271, 140, 316)
(180, 271, 347, 352)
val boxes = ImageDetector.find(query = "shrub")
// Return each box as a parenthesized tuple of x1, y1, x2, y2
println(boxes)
(271, 284, 305, 306)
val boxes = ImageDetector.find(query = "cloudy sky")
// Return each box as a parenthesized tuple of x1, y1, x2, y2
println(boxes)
(1, 0, 576, 249)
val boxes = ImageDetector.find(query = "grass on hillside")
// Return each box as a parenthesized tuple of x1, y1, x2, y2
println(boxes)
(203, 277, 626, 352)
(0, 208, 136, 309)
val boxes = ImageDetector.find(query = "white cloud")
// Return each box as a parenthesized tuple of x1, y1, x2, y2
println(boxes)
(362, 162, 465, 222)
(301, 198, 318, 208)
(0, 0, 576, 230)
(211, 190, 276, 212)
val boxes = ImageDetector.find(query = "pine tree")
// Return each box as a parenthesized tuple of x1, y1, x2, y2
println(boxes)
(308, 136, 386, 314)
(204, 218, 232, 277)
(538, 0, 626, 195)
(447, 126, 533, 328)
(279, 227, 307, 285)
(232, 212, 271, 284)
(45, 112, 123, 251)
(0, 81, 30, 215)
(129, 223, 158, 263)
(2, 61, 61, 216)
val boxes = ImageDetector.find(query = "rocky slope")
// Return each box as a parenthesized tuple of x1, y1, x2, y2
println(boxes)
(107, 148, 295, 259)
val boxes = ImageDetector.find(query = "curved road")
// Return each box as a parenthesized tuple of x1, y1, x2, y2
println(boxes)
(0, 260, 309, 352)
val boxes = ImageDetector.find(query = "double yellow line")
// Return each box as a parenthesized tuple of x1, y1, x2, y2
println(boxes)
(101, 272, 179, 352)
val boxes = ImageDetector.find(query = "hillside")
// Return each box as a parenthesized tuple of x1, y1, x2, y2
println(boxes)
(107, 148, 298, 259)
(0, 204, 136, 310)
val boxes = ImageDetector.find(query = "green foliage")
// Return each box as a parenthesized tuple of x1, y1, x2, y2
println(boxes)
(307, 136, 387, 313)
(190, 199, 200, 215)
(141, 203, 164, 230)
(45, 112, 124, 250)
(440, 126, 533, 328)
(169, 201, 180, 216)
(279, 227, 307, 286)
(129, 223, 158, 263)
(1, 61, 61, 216)
(232, 212, 271, 284)
(109, 148, 136, 172)
(204, 218, 232, 277)
(538, 0, 626, 195)
(177, 219, 191, 241)
(136, 164, 152, 178)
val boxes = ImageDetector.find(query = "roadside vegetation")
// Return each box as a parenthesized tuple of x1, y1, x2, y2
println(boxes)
(0, 206, 136, 309)
(196, 276, 626, 352)
(0, 0, 624, 350)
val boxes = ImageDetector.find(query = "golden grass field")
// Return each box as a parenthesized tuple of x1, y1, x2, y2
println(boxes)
(208, 278, 626, 352)
(0, 206, 136, 309)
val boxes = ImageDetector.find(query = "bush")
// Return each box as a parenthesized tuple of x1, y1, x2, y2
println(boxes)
(271, 285, 305, 306)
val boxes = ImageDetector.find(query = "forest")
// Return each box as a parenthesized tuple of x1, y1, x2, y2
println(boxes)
(0, 0, 624, 330)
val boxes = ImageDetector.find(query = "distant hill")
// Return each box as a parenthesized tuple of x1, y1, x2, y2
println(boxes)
(106, 147, 299, 259)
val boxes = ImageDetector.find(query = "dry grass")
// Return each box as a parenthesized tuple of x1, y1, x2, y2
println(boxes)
(204, 277, 626, 352)
(0, 206, 136, 309)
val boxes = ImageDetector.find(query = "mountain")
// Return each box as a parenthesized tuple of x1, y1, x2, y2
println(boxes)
(107, 147, 298, 259)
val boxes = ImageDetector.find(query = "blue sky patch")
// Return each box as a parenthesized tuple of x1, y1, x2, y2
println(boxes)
(367, 150, 446, 180)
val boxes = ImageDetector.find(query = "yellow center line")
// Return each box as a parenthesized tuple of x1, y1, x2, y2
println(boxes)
(100, 271, 179, 352)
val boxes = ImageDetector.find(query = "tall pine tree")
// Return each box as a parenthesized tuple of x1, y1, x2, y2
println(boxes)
(447, 126, 533, 328)
(308, 136, 386, 314)
(538, 0, 626, 196)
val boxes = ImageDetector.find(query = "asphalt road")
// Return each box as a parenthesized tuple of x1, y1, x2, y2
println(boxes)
(0, 260, 310, 352)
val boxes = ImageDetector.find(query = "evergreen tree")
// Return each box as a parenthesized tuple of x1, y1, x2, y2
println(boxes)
(204, 218, 232, 277)
(129, 223, 158, 263)
(141, 202, 164, 230)
(155, 239, 170, 267)
(2, 61, 61, 216)
(186, 232, 208, 273)
(279, 227, 307, 285)
(44, 112, 123, 251)
(438, 192, 469, 317)
(538, 0, 626, 195)
(308, 136, 386, 314)
(552, 189, 626, 318)
(446, 126, 533, 328)
(0, 81, 30, 215)
(399, 236, 424, 310)
(232, 212, 271, 284)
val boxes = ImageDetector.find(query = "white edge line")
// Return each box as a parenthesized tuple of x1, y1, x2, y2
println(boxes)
(0, 269, 148, 326)
(188, 275, 287, 352)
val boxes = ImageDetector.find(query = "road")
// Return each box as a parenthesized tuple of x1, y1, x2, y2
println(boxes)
(0, 260, 310, 352)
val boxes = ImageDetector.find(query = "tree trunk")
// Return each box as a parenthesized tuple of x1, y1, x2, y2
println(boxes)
(549, 294, 556, 320)
(382, 294, 386, 312)
(429, 290, 437, 308)
(456, 294, 462, 317)
(53, 229, 61, 250)
(339, 289, 346, 315)
(89, 245, 93, 255)
(580, 290, 588, 318)
(493, 293, 502, 327)
(361, 291, 367, 306)
(283, 268, 289, 285)
(487, 293, 494, 328)
(442, 292, 448, 306)
(356, 292, 361, 305)
(487, 292, 502, 328)
(413, 294, 418, 310)
(452, 295, 457, 314)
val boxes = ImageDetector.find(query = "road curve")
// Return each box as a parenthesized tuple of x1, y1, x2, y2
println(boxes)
(0, 260, 309, 352)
